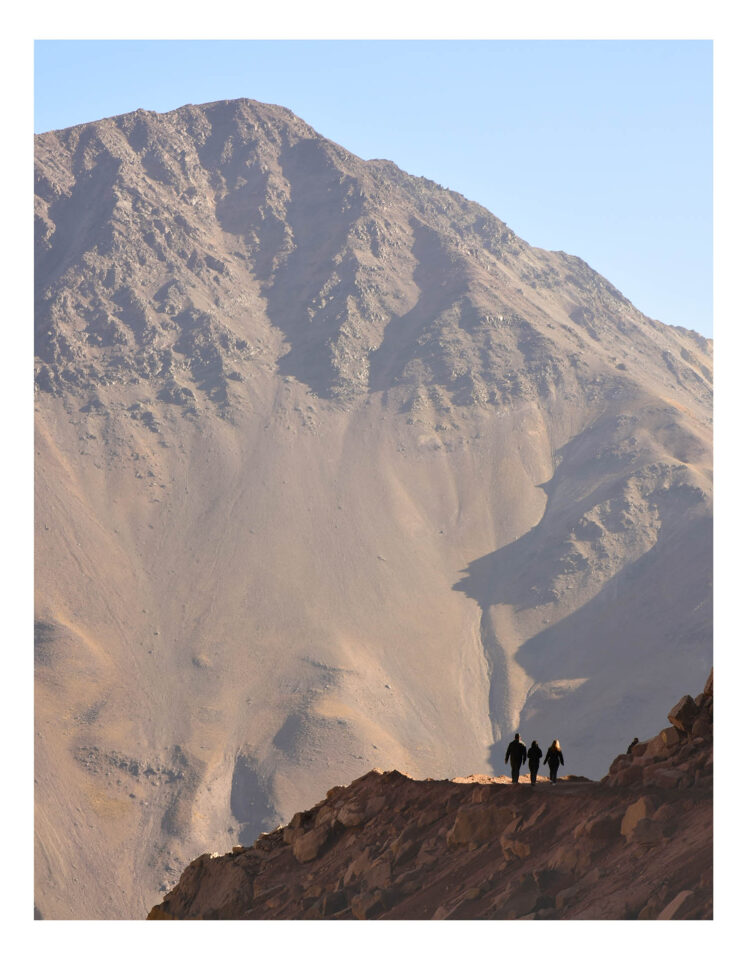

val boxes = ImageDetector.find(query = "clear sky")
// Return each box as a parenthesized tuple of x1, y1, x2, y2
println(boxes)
(34, 39, 713, 339)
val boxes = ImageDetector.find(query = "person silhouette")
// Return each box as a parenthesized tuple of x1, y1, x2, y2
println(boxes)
(504, 732, 527, 784)
(627, 737, 639, 755)
(543, 739, 564, 784)
(527, 739, 543, 785)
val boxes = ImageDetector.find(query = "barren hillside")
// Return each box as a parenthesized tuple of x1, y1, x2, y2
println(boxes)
(34, 98, 712, 919)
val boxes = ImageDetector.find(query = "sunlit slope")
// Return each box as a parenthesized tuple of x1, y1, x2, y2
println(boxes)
(35, 98, 711, 918)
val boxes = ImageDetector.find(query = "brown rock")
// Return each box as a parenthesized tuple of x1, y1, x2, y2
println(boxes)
(628, 817, 664, 847)
(337, 802, 367, 828)
(446, 804, 517, 847)
(501, 834, 531, 860)
(691, 714, 712, 740)
(344, 849, 372, 886)
(555, 883, 580, 909)
(548, 845, 593, 875)
(291, 825, 330, 863)
(704, 670, 713, 697)
(574, 811, 621, 842)
(493, 874, 539, 919)
(351, 889, 386, 920)
(658, 889, 695, 919)
(659, 726, 683, 749)
(620, 797, 655, 838)
(315, 803, 337, 828)
(668, 695, 699, 733)
(416, 806, 444, 829)
(365, 794, 387, 818)
(643, 766, 683, 789)
(321, 889, 349, 917)
(391, 837, 418, 866)
(363, 858, 391, 890)
(604, 765, 642, 788)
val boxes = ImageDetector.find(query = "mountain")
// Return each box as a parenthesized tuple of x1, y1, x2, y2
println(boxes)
(147, 673, 713, 920)
(34, 98, 712, 919)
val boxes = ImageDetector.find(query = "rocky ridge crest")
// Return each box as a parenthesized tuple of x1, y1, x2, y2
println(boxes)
(148, 674, 712, 920)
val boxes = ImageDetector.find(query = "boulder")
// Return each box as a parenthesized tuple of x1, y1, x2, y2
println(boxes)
(574, 812, 621, 842)
(668, 695, 699, 733)
(446, 804, 517, 847)
(691, 713, 712, 740)
(612, 764, 645, 788)
(351, 889, 387, 920)
(321, 889, 349, 917)
(365, 794, 387, 818)
(363, 858, 391, 890)
(314, 803, 337, 828)
(659, 726, 683, 749)
(337, 801, 367, 828)
(620, 797, 655, 838)
(644, 734, 671, 759)
(391, 837, 419, 866)
(628, 817, 664, 847)
(344, 849, 372, 886)
(291, 824, 330, 863)
(643, 766, 683, 789)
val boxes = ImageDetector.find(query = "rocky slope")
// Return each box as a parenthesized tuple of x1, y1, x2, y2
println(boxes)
(34, 98, 712, 919)
(147, 674, 712, 920)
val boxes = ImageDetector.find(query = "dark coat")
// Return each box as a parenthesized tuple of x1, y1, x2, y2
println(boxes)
(505, 739, 527, 766)
(543, 746, 564, 768)
(527, 743, 543, 767)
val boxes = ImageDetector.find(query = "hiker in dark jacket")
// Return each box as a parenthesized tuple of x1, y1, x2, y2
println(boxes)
(627, 737, 639, 755)
(504, 732, 527, 784)
(543, 739, 564, 783)
(527, 740, 543, 785)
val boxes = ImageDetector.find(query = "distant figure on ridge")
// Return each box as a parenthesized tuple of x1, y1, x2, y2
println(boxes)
(504, 732, 527, 784)
(527, 739, 543, 785)
(627, 737, 639, 755)
(543, 739, 564, 784)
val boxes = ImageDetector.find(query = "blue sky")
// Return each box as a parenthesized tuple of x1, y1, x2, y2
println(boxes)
(34, 40, 712, 339)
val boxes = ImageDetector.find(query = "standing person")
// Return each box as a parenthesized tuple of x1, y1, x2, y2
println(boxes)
(527, 739, 543, 785)
(543, 739, 564, 784)
(504, 732, 527, 784)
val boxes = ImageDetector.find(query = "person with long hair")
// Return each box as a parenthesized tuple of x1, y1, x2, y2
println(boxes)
(543, 739, 564, 784)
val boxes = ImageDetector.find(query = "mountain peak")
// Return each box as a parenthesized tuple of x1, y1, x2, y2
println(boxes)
(34, 100, 712, 920)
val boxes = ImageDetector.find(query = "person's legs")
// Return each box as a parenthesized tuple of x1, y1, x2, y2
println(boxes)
(511, 762, 520, 783)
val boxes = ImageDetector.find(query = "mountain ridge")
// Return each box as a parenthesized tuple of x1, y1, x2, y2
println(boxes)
(145, 672, 713, 920)
(35, 97, 711, 919)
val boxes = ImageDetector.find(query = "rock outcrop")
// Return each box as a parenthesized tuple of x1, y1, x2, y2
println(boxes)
(148, 675, 712, 920)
